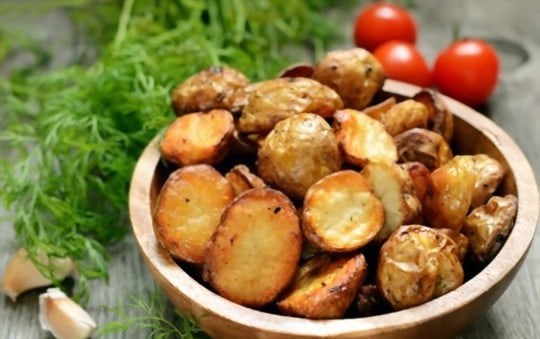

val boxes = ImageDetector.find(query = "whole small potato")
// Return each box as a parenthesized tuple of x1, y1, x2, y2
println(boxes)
(258, 113, 342, 199)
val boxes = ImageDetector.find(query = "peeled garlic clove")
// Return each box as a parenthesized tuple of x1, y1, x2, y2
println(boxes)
(39, 288, 97, 339)
(2, 248, 76, 301)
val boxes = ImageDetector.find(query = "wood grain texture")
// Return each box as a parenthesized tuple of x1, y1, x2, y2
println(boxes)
(1, 0, 540, 338)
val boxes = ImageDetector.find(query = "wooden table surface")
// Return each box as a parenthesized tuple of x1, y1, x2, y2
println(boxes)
(1, 1, 539, 338)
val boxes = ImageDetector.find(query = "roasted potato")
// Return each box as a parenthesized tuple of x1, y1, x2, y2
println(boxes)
(313, 48, 385, 110)
(377, 225, 464, 310)
(437, 228, 469, 262)
(333, 109, 398, 167)
(302, 170, 384, 252)
(171, 66, 249, 115)
(462, 194, 518, 264)
(153, 165, 234, 264)
(470, 154, 506, 209)
(423, 155, 477, 231)
(362, 96, 397, 120)
(257, 113, 342, 199)
(394, 128, 453, 170)
(203, 188, 302, 307)
(361, 162, 422, 242)
(277, 253, 367, 319)
(238, 77, 343, 134)
(160, 109, 234, 166)
(399, 161, 431, 205)
(225, 164, 266, 196)
(366, 99, 429, 137)
(413, 89, 454, 142)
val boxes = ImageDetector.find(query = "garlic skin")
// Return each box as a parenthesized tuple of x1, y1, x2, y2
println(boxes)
(39, 288, 97, 339)
(2, 248, 76, 301)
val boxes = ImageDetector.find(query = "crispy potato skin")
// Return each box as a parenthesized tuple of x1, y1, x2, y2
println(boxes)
(313, 48, 385, 110)
(277, 253, 367, 319)
(377, 225, 464, 310)
(171, 66, 249, 115)
(257, 113, 342, 199)
(361, 162, 422, 242)
(394, 128, 453, 170)
(203, 188, 302, 307)
(470, 154, 506, 209)
(362, 96, 397, 119)
(462, 195, 518, 263)
(225, 164, 266, 196)
(238, 77, 343, 134)
(400, 161, 431, 206)
(367, 99, 429, 137)
(302, 170, 384, 252)
(413, 89, 454, 142)
(153, 165, 234, 264)
(423, 155, 477, 231)
(160, 109, 234, 166)
(437, 228, 469, 262)
(334, 109, 397, 167)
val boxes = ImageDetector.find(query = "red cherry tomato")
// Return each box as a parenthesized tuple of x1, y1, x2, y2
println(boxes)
(373, 41, 432, 87)
(433, 39, 499, 106)
(354, 2, 416, 51)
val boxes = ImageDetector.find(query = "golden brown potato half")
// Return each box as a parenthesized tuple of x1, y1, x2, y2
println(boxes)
(377, 225, 464, 310)
(423, 155, 477, 231)
(302, 170, 384, 252)
(366, 99, 429, 137)
(257, 113, 342, 200)
(203, 188, 302, 307)
(225, 164, 266, 196)
(470, 154, 506, 209)
(462, 194, 518, 264)
(238, 77, 343, 134)
(171, 66, 249, 115)
(313, 48, 385, 110)
(334, 109, 398, 167)
(361, 162, 422, 242)
(394, 127, 453, 170)
(413, 89, 454, 142)
(362, 96, 397, 120)
(153, 165, 234, 264)
(399, 161, 431, 206)
(437, 228, 469, 262)
(160, 109, 234, 166)
(277, 253, 367, 319)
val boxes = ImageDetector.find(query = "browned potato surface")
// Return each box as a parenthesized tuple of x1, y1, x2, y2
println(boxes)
(400, 161, 431, 206)
(153, 165, 234, 264)
(413, 89, 454, 142)
(462, 194, 518, 263)
(423, 155, 477, 231)
(171, 66, 249, 115)
(437, 228, 469, 262)
(361, 162, 422, 242)
(203, 188, 302, 307)
(334, 109, 397, 167)
(470, 154, 506, 209)
(362, 96, 397, 120)
(225, 164, 266, 196)
(394, 128, 453, 170)
(277, 253, 367, 319)
(160, 109, 234, 166)
(257, 113, 342, 199)
(313, 48, 385, 110)
(366, 99, 429, 137)
(238, 77, 343, 134)
(377, 225, 464, 310)
(302, 170, 384, 252)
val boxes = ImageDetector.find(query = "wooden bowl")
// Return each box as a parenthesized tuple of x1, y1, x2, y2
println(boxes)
(129, 80, 539, 339)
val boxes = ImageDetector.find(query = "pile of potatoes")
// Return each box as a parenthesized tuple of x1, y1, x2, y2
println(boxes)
(153, 48, 518, 319)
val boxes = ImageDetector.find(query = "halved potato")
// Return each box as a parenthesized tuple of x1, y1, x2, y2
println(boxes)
(413, 89, 454, 142)
(399, 161, 431, 205)
(238, 77, 343, 134)
(203, 188, 302, 307)
(394, 128, 453, 170)
(303, 170, 384, 252)
(361, 162, 422, 242)
(423, 155, 477, 231)
(160, 109, 234, 166)
(277, 253, 367, 319)
(334, 109, 398, 167)
(225, 164, 266, 196)
(366, 99, 429, 137)
(462, 194, 518, 264)
(153, 165, 234, 264)
(377, 225, 464, 310)
(171, 66, 249, 115)
(470, 154, 506, 209)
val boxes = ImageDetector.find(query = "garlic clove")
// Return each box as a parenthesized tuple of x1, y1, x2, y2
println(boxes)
(39, 288, 97, 339)
(2, 248, 76, 301)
